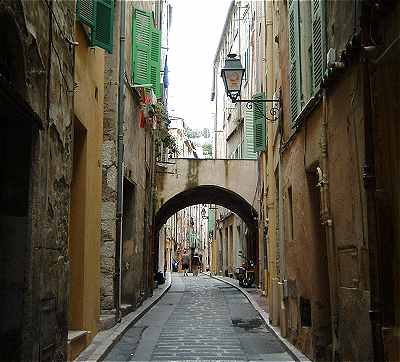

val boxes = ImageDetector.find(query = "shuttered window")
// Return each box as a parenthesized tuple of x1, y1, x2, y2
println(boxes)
(288, 0, 301, 124)
(244, 108, 257, 159)
(77, 0, 96, 28)
(76, 0, 114, 53)
(132, 9, 152, 85)
(132, 9, 162, 99)
(311, 0, 326, 93)
(92, 0, 114, 54)
(150, 28, 161, 98)
(253, 93, 266, 153)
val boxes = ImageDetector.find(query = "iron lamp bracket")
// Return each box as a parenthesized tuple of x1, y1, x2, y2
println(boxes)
(231, 97, 281, 122)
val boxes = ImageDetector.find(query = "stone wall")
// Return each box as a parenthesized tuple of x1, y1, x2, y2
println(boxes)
(0, 0, 74, 360)
(101, 0, 157, 314)
(101, 0, 120, 314)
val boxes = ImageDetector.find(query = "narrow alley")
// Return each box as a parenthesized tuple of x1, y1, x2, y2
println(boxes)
(105, 274, 293, 361)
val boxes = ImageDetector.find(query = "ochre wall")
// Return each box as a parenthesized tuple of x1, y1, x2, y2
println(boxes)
(69, 23, 104, 360)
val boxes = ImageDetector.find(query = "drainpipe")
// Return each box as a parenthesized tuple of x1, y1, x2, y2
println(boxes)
(214, 65, 218, 158)
(318, 88, 339, 360)
(115, 0, 126, 323)
(362, 55, 384, 362)
(360, 4, 384, 359)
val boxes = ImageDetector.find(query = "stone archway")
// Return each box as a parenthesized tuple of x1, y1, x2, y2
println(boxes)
(153, 158, 259, 282)
(154, 185, 258, 280)
(155, 185, 258, 235)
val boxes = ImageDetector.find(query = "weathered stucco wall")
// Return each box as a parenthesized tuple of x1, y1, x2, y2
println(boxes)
(277, 0, 373, 360)
(281, 105, 333, 360)
(368, 3, 400, 360)
(326, 67, 372, 362)
(0, 0, 74, 360)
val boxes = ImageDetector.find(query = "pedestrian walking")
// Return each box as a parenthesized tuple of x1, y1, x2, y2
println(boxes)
(182, 251, 190, 276)
(192, 253, 200, 276)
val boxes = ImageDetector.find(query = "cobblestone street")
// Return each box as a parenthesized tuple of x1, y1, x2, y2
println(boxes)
(105, 274, 294, 361)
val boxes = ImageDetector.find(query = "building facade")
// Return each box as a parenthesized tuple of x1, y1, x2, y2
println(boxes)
(0, 1, 74, 360)
(263, 0, 400, 361)
(212, 1, 400, 361)
(99, 0, 171, 335)
(0, 1, 170, 360)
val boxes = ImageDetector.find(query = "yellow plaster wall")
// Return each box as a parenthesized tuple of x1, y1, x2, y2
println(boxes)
(69, 23, 105, 359)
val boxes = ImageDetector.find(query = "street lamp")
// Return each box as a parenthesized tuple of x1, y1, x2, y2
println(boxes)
(220, 54, 245, 103)
(220, 53, 280, 121)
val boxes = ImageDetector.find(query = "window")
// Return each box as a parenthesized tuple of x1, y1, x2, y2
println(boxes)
(287, 0, 301, 124)
(288, 0, 326, 125)
(300, 297, 312, 327)
(132, 8, 161, 98)
(76, 0, 114, 53)
(253, 93, 266, 152)
(311, 0, 326, 93)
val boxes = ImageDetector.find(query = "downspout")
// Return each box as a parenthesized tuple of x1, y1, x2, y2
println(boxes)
(360, 4, 384, 360)
(265, 0, 274, 263)
(259, 0, 268, 288)
(214, 65, 218, 158)
(318, 87, 339, 360)
(115, 0, 126, 323)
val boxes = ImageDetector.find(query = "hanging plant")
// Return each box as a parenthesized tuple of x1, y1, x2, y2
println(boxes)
(153, 101, 179, 157)
(143, 104, 155, 119)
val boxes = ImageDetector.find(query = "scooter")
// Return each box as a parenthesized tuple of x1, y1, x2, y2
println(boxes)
(235, 251, 256, 288)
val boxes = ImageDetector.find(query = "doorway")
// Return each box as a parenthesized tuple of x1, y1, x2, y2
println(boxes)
(122, 178, 136, 306)
(0, 101, 33, 361)
(68, 118, 87, 330)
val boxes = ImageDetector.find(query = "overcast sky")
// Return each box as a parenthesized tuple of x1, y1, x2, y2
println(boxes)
(167, 0, 232, 130)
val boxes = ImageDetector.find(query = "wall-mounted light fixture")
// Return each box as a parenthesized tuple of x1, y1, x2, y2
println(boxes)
(221, 54, 280, 121)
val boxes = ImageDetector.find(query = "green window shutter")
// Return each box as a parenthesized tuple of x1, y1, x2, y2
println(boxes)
(92, 0, 114, 53)
(288, 0, 301, 124)
(132, 9, 152, 85)
(253, 93, 266, 152)
(150, 27, 161, 98)
(77, 0, 96, 28)
(244, 108, 257, 159)
(312, 0, 326, 93)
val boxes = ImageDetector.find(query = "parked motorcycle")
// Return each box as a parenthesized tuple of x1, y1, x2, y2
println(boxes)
(235, 251, 256, 288)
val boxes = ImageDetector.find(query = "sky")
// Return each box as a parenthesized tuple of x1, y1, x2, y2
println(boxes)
(167, 0, 232, 131)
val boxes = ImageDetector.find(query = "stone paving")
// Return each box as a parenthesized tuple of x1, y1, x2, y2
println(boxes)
(104, 274, 294, 361)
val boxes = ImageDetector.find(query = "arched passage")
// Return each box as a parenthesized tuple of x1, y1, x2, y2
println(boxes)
(155, 185, 258, 234)
(154, 185, 258, 279)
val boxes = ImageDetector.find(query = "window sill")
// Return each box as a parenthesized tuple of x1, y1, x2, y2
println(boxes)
(77, 21, 92, 48)
(281, 92, 322, 153)
(292, 92, 322, 130)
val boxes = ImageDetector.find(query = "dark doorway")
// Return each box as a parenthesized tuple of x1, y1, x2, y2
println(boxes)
(0, 97, 33, 361)
(122, 178, 136, 306)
